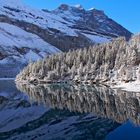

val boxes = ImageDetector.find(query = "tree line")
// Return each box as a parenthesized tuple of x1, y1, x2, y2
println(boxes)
(16, 34, 140, 84)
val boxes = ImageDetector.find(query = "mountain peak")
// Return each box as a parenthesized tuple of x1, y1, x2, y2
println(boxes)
(57, 4, 84, 11)
(74, 4, 84, 10)
(88, 7, 95, 10)
(58, 4, 69, 11)
(87, 8, 105, 15)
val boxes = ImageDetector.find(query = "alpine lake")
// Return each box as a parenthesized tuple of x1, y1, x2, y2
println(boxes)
(0, 79, 140, 140)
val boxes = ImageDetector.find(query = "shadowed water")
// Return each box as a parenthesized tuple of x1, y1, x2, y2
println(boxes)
(0, 80, 140, 140)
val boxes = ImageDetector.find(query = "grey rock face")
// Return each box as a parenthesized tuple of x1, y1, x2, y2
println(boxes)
(52, 4, 132, 40)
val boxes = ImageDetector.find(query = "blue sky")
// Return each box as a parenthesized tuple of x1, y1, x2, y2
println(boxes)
(23, 0, 140, 33)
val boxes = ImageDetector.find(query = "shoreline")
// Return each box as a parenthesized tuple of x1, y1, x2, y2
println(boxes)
(112, 81, 140, 93)
(15, 78, 140, 93)
(0, 78, 15, 80)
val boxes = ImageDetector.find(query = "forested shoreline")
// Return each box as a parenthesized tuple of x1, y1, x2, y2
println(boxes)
(16, 34, 140, 86)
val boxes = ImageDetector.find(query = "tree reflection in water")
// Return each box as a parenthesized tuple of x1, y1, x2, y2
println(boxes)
(16, 83, 140, 126)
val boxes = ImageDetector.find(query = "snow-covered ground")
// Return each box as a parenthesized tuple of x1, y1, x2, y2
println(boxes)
(0, 22, 61, 65)
(112, 81, 140, 92)
(0, 22, 60, 53)
(83, 33, 110, 43)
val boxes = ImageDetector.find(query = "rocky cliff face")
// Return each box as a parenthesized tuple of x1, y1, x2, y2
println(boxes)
(52, 4, 132, 41)
(0, 0, 132, 77)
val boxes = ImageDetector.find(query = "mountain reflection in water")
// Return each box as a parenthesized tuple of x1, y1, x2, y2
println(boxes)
(0, 80, 121, 140)
(0, 80, 140, 139)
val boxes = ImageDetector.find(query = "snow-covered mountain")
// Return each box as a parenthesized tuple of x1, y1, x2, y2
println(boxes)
(0, 0, 132, 77)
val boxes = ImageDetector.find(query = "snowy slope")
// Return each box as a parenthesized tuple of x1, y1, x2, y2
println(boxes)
(82, 33, 110, 43)
(0, 0, 77, 36)
(0, 23, 60, 64)
(0, 0, 132, 43)
(0, 23, 59, 52)
(0, 22, 61, 77)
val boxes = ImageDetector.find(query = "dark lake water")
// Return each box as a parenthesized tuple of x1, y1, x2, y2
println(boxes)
(0, 80, 140, 140)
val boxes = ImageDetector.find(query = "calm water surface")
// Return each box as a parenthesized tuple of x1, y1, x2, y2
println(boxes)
(0, 80, 140, 140)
